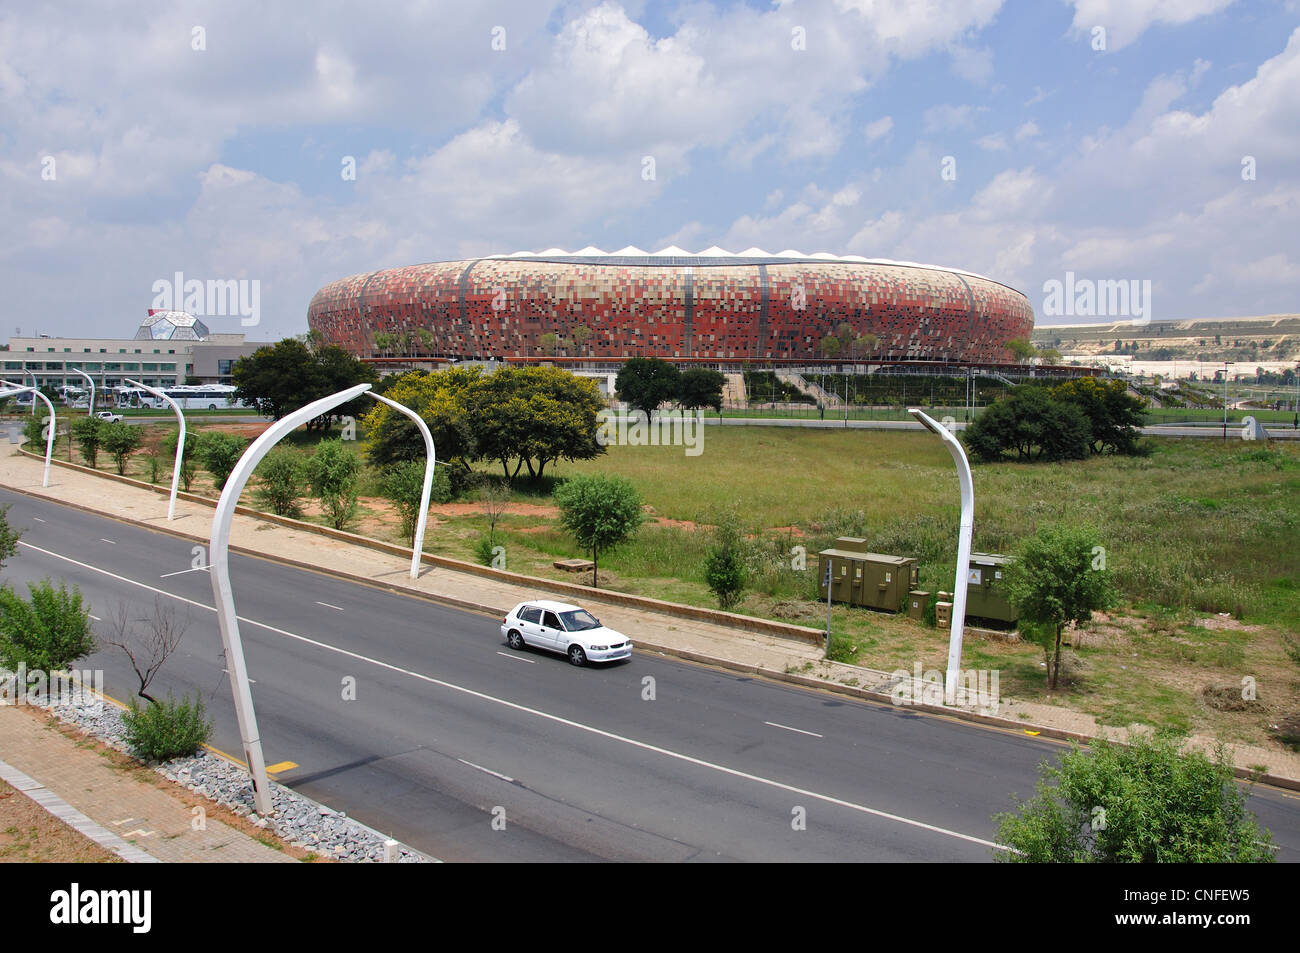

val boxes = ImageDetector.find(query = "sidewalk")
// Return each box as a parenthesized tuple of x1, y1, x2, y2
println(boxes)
(3, 448, 1299, 790)
(0, 702, 298, 863)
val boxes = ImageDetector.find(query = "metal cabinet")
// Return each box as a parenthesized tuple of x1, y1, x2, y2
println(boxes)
(818, 538, 918, 612)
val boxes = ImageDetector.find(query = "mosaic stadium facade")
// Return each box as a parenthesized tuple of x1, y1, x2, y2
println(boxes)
(307, 248, 1035, 363)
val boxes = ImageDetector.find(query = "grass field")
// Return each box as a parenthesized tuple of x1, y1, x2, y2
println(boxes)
(22, 417, 1300, 749)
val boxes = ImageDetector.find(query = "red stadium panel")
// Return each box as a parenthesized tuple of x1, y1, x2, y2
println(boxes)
(307, 254, 1035, 362)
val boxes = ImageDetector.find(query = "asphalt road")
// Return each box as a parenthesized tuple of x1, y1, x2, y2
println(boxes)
(2, 489, 1297, 862)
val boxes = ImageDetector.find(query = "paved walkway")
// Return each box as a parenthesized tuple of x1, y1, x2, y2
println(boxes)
(0, 703, 296, 862)
(2, 445, 1297, 820)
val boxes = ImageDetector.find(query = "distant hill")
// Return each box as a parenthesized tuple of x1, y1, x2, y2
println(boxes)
(1032, 314, 1300, 363)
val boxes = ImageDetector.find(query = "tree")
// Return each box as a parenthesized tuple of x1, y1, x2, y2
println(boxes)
(0, 506, 21, 573)
(704, 511, 748, 610)
(305, 439, 362, 530)
(995, 734, 1274, 862)
(964, 386, 1091, 463)
(539, 332, 560, 356)
(194, 431, 247, 490)
(854, 332, 879, 360)
(70, 416, 104, 467)
(819, 336, 842, 359)
(616, 357, 681, 417)
(1037, 346, 1063, 364)
(476, 475, 511, 547)
(1051, 377, 1147, 455)
(233, 338, 377, 431)
(363, 367, 479, 470)
(678, 368, 725, 412)
(570, 325, 593, 356)
(1003, 524, 1116, 689)
(379, 459, 429, 544)
(100, 421, 143, 475)
(254, 448, 306, 517)
(553, 473, 644, 588)
(0, 580, 94, 672)
(160, 429, 196, 492)
(469, 366, 607, 480)
(101, 598, 190, 705)
(1005, 337, 1036, 363)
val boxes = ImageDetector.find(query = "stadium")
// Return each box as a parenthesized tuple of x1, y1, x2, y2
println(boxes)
(307, 248, 1035, 365)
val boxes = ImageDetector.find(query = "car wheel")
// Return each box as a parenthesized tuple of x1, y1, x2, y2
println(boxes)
(506, 629, 524, 650)
(568, 645, 587, 667)
(209, 404, 217, 410)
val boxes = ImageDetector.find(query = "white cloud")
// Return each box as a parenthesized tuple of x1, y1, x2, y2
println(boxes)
(1067, 0, 1237, 51)
(1015, 121, 1040, 141)
(923, 104, 978, 132)
(865, 116, 894, 142)
(976, 133, 1009, 151)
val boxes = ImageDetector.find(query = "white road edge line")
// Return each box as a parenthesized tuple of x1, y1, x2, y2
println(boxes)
(99, 538, 115, 544)
(315, 601, 345, 611)
(457, 758, 514, 783)
(765, 721, 823, 738)
(16, 540, 1008, 853)
(32, 517, 45, 523)
(160, 566, 209, 578)
(495, 651, 536, 664)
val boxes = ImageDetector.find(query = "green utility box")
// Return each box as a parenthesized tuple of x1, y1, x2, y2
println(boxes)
(907, 590, 929, 621)
(963, 553, 1020, 625)
(818, 538, 918, 612)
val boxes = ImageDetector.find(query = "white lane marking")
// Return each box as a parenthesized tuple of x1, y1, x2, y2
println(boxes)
(315, 601, 345, 611)
(99, 538, 115, 544)
(89, 614, 101, 622)
(496, 651, 536, 664)
(222, 669, 256, 684)
(15, 540, 1007, 852)
(457, 758, 514, 783)
(765, 721, 823, 738)
(32, 517, 45, 523)
(160, 566, 209, 578)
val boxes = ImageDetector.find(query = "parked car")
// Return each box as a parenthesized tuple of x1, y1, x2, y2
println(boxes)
(500, 600, 633, 666)
(95, 411, 123, 423)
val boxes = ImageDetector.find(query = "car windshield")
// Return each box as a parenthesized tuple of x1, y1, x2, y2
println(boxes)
(559, 610, 600, 632)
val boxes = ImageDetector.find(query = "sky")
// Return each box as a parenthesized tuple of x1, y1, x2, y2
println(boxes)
(2, 0, 1298, 341)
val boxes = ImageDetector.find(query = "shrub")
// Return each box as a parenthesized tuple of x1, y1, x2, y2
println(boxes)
(255, 449, 306, 517)
(70, 416, 103, 467)
(100, 421, 143, 475)
(473, 534, 497, 567)
(305, 439, 361, 530)
(121, 692, 213, 762)
(704, 511, 748, 610)
(379, 459, 428, 543)
(994, 734, 1274, 862)
(160, 430, 196, 491)
(194, 431, 248, 490)
(0, 580, 94, 671)
(554, 473, 644, 588)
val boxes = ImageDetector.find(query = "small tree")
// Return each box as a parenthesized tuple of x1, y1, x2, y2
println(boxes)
(678, 368, 725, 412)
(704, 512, 748, 610)
(160, 429, 197, 492)
(379, 459, 429, 544)
(305, 439, 362, 530)
(615, 357, 681, 418)
(1003, 525, 1115, 689)
(553, 473, 644, 588)
(70, 416, 104, 467)
(100, 421, 143, 475)
(1005, 337, 1036, 363)
(254, 449, 306, 517)
(995, 734, 1274, 862)
(194, 431, 247, 490)
(100, 598, 190, 705)
(0, 505, 21, 572)
(0, 580, 95, 671)
(477, 475, 512, 547)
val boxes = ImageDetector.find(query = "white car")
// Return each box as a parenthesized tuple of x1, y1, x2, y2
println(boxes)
(95, 411, 123, 423)
(500, 600, 633, 666)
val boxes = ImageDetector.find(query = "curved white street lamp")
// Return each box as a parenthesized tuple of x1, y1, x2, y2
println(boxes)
(24, 371, 38, 415)
(0, 386, 55, 486)
(909, 408, 974, 705)
(209, 383, 372, 815)
(125, 379, 185, 520)
(366, 391, 436, 578)
(71, 367, 95, 416)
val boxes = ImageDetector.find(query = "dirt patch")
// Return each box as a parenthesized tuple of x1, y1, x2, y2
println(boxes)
(0, 779, 121, 863)
(1192, 614, 1261, 632)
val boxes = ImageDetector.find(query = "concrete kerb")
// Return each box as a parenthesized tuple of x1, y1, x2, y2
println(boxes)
(18, 450, 824, 645)
(10, 451, 1300, 795)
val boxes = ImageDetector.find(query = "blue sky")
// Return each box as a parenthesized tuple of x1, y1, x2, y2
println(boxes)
(3, 0, 1298, 340)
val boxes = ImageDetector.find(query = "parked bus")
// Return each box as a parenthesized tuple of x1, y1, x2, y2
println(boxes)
(141, 384, 247, 411)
